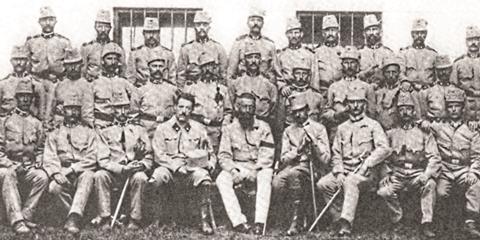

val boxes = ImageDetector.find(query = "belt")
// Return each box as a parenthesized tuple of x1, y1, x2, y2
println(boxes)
(427, 116, 444, 123)
(392, 161, 424, 170)
(445, 158, 468, 166)
(94, 98, 108, 104)
(140, 113, 159, 122)
(94, 112, 114, 122)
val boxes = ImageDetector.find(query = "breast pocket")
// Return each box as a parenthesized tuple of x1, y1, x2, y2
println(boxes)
(164, 136, 179, 153)
(355, 128, 373, 153)
(458, 65, 474, 82)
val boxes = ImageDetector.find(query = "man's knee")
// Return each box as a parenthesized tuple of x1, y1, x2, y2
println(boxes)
(377, 185, 395, 198)
(215, 171, 233, 188)
(436, 182, 451, 199)
(150, 167, 172, 188)
(131, 172, 148, 186)
(422, 179, 437, 192)
(29, 169, 49, 187)
(0, 168, 16, 180)
(93, 170, 111, 184)
(48, 181, 64, 195)
(316, 173, 335, 191)
(257, 168, 273, 183)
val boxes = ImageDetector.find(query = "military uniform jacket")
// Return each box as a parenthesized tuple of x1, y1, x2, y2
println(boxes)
(127, 44, 176, 85)
(52, 77, 94, 126)
(451, 54, 480, 93)
(314, 44, 343, 91)
(80, 40, 126, 75)
(43, 124, 101, 177)
(358, 44, 393, 84)
(229, 74, 278, 119)
(134, 80, 177, 122)
(428, 121, 480, 174)
(183, 80, 233, 123)
(386, 125, 441, 178)
(281, 118, 331, 167)
(24, 32, 72, 75)
(0, 73, 45, 119)
(0, 109, 44, 168)
(331, 114, 391, 174)
(93, 75, 138, 119)
(420, 83, 461, 120)
(277, 45, 318, 90)
(218, 118, 275, 172)
(177, 38, 228, 87)
(227, 34, 282, 81)
(99, 122, 153, 174)
(152, 117, 216, 172)
(285, 88, 325, 124)
(399, 45, 438, 86)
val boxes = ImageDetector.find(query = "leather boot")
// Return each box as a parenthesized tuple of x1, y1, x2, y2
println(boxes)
(286, 200, 303, 236)
(464, 220, 480, 239)
(64, 213, 81, 234)
(199, 183, 213, 235)
(337, 218, 352, 237)
(422, 222, 436, 238)
(13, 220, 30, 234)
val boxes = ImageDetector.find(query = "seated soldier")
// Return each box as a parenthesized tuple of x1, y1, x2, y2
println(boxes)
(151, 93, 216, 235)
(0, 81, 48, 233)
(43, 93, 105, 234)
(216, 93, 275, 235)
(273, 94, 330, 235)
(93, 91, 153, 230)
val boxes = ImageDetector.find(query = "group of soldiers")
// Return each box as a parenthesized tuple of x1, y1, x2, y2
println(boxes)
(2, 4, 480, 239)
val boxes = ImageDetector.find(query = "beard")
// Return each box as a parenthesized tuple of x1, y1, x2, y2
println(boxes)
(104, 64, 118, 74)
(66, 71, 81, 80)
(97, 32, 110, 41)
(238, 112, 254, 128)
(366, 34, 380, 45)
(146, 37, 159, 47)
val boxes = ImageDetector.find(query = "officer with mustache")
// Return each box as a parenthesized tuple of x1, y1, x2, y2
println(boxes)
(399, 18, 438, 88)
(80, 9, 126, 82)
(314, 15, 344, 94)
(451, 25, 480, 131)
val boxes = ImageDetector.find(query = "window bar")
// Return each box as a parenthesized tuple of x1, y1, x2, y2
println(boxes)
(184, 10, 188, 43)
(337, 13, 341, 45)
(130, 10, 134, 50)
(157, 10, 160, 41)
(311, 15, 314, 45)
(171, 11, 174, 49)
(351, 13, 354, 45)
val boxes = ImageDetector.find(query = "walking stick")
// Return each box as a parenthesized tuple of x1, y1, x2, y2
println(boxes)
(302, 129, 318, 218)
(111, 177, 130, 228)
(208, 200, 217, 230)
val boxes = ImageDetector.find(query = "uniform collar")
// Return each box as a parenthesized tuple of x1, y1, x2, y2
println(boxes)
(172, 117, 191, 132)
(41, 32, 55, 39)
(96, 37, 111, 45)
(324, 41, 338, 48)
(150, 78, 164, 84)
(11, 72, 28, 78)
(288, 43, 302, 50)
(248, 33, 263, 40)
(344, 76, 357, 81)
(102, 72, 117, 78)
(145, 42, 160, 48)
(400, 121, 415, 130)
(349, 113, 365, 122)
(467, 52, 480, 58)
(367, 42, 383, 49)
(196, 37, 210, 43)
(448, 119, 463, 129)
(412, 43, 426, 49)
(437, 81, 450, 86)
(13, 108, 30, 117)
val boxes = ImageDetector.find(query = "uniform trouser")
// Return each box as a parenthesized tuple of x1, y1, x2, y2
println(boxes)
(377, 169, 436, 223)
(216, 167, 273, 227)
(272, 164, 309, 197)
(316, 171, 376, 224)
(436, 166, 480, 219)
(48, 171, 94, 217)
(0, 168, 49, 225)
(41, 78, 57, 122)
(93, 170, 148, 221)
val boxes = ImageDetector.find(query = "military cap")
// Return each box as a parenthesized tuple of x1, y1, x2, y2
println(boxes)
(193, 11, 212, 23)
(286, 17, 302, 32)
(147, 49, 168, 65)
(363, 14, 381, 29)
(185, 149, 209, 169)
(15, 81, 33, 94)
(339, 46, 360, 60)
(323, 15, 339, 29)
(10, 45, 29, 59)
(435, 55, 452, 69)
(289, 94, 308, 111)
(244, 42, 261, 56)
(445, 88, 465, 103)
(144, 17, 160, 31)
(411, 18, 428, 31)
(198, 52, 216, 66)
(346, 82, 367, 101)
(39, 6, 55, 19)
(396, 91, 415, 107)
(96, 9, 111, 24)
(382, 55, 402, 69)
(466, 25, 480, 39)
(64, 48, 83, 64)
(64, 92, 82, 107)
(292, 57, 311, 71)
(101, 42, 123, 58)
(111, 91, 130, 106)
(248, 6, 266, 19)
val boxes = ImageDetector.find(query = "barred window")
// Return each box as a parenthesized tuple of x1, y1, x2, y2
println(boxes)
(296, 11, 382, 48)
(113, 7, 201, 56)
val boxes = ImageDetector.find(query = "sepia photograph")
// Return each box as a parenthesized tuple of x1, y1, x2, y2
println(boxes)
(0, 0, 480, 239)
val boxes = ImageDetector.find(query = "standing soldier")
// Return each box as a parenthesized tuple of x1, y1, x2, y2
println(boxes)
(151, 93, 216, 235)
(135, 50, 178, 137)
(358, 14, 393, 88)
(377, 91, 441, 238)
(272, 94, 330, 236)
(314, 15, 343, 94)
(93, 43, 137, 128)
(43, 93, 103, 234)
(24, 6, 72, 123)
(127, 17, 176, 86)
(316, 85, 391, 237)
(321, 46, 376, 142)
(421, 88, 480, 238)
(0, 46, 45, 119)
(399, 18, 438, 89)
(183, 52, 233, 153)
(227, 7, 282, 83)
(177, 11, 227, 89)
(0, 81, 48, 234)
(81, 9, 126, 82)
(229, 44, 277, 122)
(50, 49, 94, 128)
(420, 55, 460, 122)
(451, 25, 480, 130)
(94, 91, 153, 230)
(216, 93, 275, 235)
